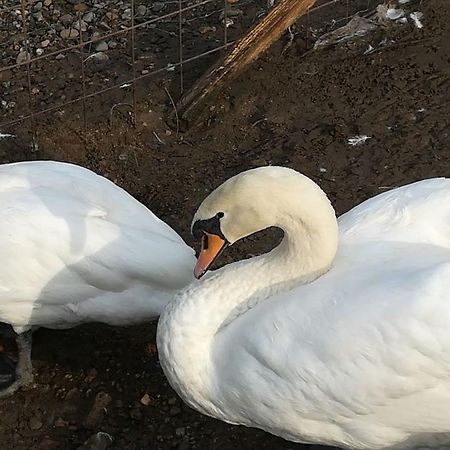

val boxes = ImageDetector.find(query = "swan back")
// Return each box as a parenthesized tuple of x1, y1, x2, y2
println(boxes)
(0, 161, 195, 330)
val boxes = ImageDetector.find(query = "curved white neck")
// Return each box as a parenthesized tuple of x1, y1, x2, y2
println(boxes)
(157, 189, 339, 415)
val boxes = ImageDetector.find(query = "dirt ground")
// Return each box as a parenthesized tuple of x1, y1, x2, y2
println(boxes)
(0, 0, 449, 448)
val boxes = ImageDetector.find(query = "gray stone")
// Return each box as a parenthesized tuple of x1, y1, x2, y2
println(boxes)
(16, 50, 30, 65)
(94, 41, 108, 52)
(136, 5, 146, 16)
(83, 11, 94, 22)
(60, 28, 79, 39)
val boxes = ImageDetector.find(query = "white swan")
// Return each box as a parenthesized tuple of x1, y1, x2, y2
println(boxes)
(0, 160, 195, 396)
(157, 166, 450, 450)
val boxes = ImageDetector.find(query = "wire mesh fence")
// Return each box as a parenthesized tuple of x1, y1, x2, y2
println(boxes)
(0, 0, 381, 142)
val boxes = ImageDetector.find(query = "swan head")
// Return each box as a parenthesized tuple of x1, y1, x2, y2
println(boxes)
(191, 166, 334, 279)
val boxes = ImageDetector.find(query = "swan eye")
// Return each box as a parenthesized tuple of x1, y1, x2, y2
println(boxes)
(216, 212, 224, 219)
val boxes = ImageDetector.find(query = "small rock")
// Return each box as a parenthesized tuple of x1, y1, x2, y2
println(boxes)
(107, 40, 117, 49)
(74, 2, 87, 12)
(60, 13, 73, 24)
(54, 417, 68, 427)
(105, 11, 118, 21)
(140, 393, 153, 406)
(61, 28, 79, 39)
(121, 8, 131, 19)
(199, 25, 216, 34)
(136, 5, 146, 16)
(33, 2, 43, 11)
(55, 53, 66, 60)
(16, 50, 30, 65)
(43, 0, 52, 6)
(85, 51, 109, 71)
(36, 48, 44, 56)
(40, 39, 50, 48)
(31, 87, 40, 94)
(83, 11, 94, 22)
(152, 2, 165, 12)
(33, 11, 44, 20)
(94, 41, 108, 51)
(74, 20, 88, 31)
(77, 432, 113, 450)
(29, 416, 43, 431)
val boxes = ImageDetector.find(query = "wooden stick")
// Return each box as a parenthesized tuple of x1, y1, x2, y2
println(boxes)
(172, 0, 316, 128)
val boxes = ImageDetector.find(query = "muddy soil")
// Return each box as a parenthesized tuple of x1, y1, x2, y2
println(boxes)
(0, 0, 449, 448)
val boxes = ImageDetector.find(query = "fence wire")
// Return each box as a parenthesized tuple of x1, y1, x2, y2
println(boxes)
(0, 0, 379, 138)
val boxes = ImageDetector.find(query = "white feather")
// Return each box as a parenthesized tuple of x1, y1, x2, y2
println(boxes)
(158, 167, 450, 449)
(0, 161, 195, 332)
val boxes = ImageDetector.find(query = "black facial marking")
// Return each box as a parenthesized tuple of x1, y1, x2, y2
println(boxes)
(192, 213, 225, 240)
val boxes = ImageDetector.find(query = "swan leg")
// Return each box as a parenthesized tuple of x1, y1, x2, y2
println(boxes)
(0, 331, 34, 398)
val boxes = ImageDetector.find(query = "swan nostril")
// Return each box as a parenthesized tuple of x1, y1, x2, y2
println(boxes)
(202, 234, 209, 250)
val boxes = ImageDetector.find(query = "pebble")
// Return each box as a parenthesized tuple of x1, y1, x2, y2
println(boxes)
(16, 50, 30, 65)
(55, 53, 66, 60)
(43, 0, 52, 6)
(121, 8, 131, 20)
(95, 41, 108, 52)
(140, 393, 153, 406)
(33, 11, 44, 20)
(29, 416, 43, 431)
(60, 13, 73, 24)
(61, 28, 79, 39)
(136, 5, 147, 16)
(73, 20, 87, 31)
(54, 417, 68, 427)
(176, 427, 186, 437)
(199, 25, 216, 34)
(105, 11, 118, 21)
(77, 432, 113, 450)
(40, 39, 50, 48)
(152, 2, 165, 12)
(107, 40, 117, 49)
(74, 2, 88, 12)
(31, 87, 40, 94)
(33, 2, 43, 11)
(83, 11, 94, 22)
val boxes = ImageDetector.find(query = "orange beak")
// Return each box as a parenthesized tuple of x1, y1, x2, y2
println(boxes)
(194, 233, 227, 279)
